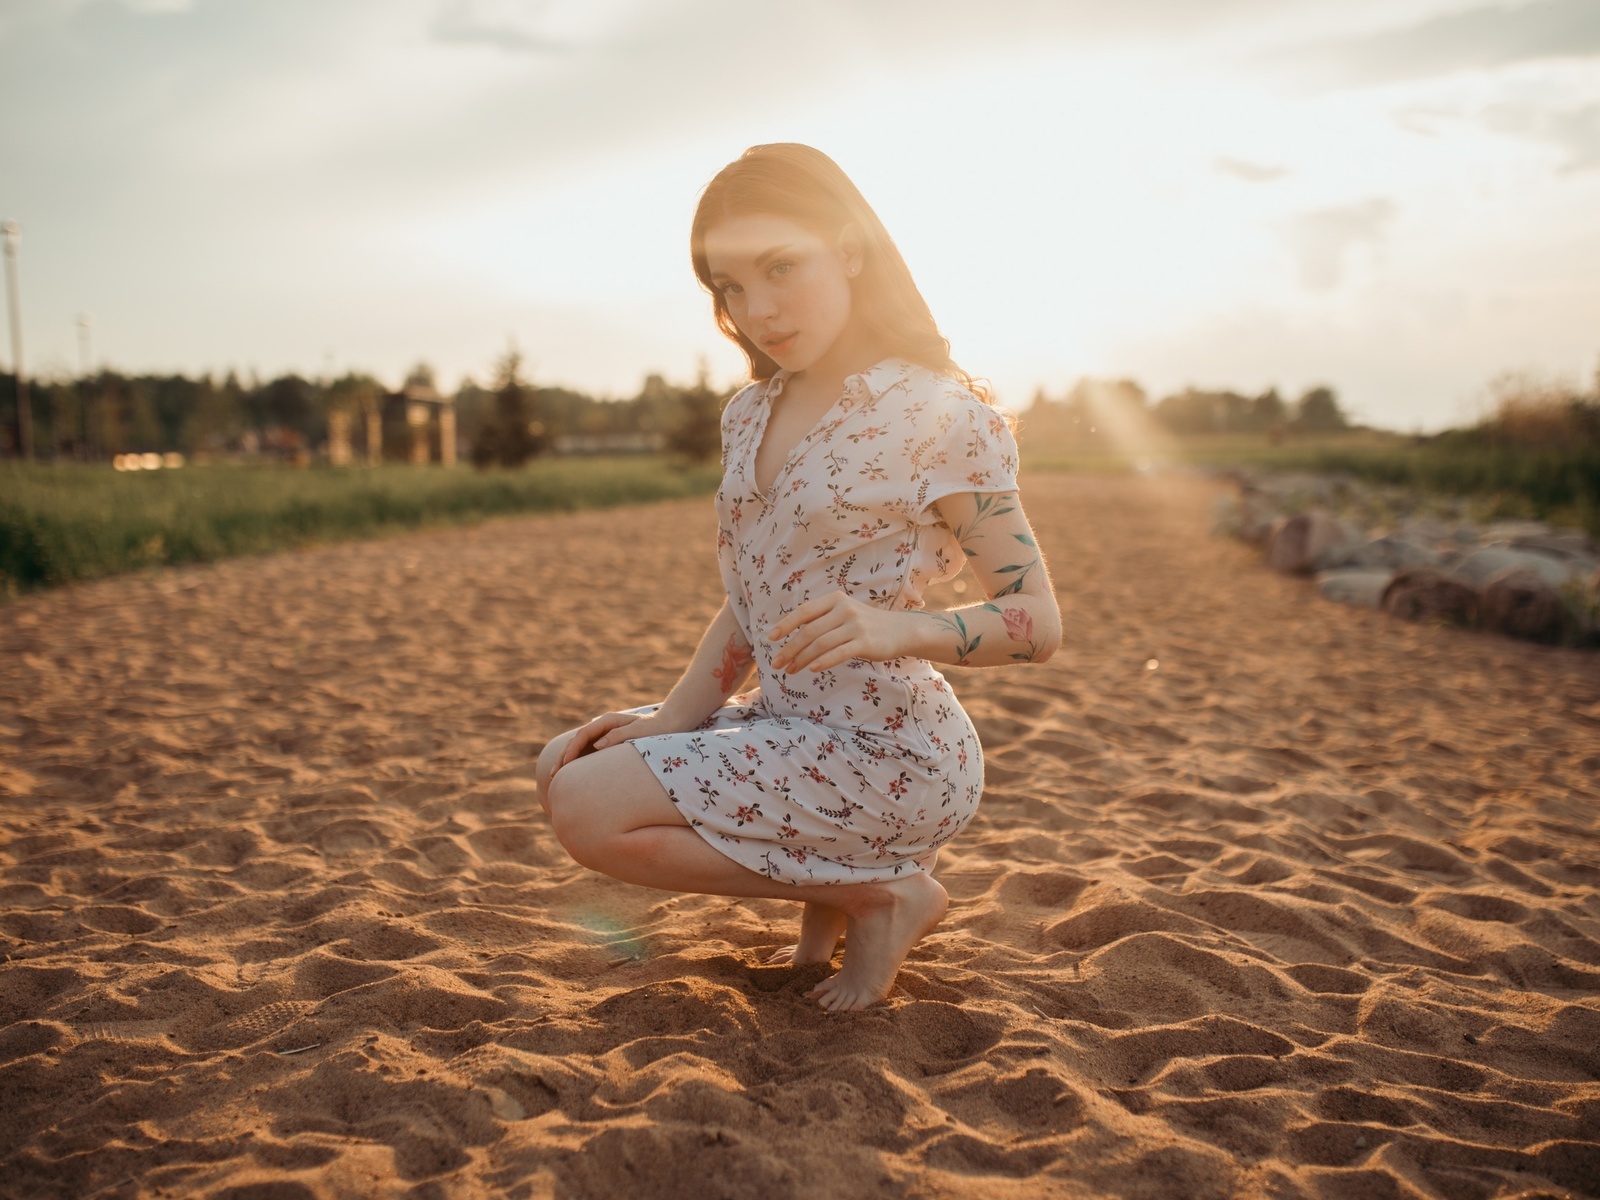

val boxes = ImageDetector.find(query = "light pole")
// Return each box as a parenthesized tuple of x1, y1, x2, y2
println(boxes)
(78, 313, 94, 460)
(2, 220, 29, 460)
(77, 312, 92, 377)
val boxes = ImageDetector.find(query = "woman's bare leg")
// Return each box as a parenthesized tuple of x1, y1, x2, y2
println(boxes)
(534, 731, 579, 817)
(543, 743, 946, 1011)
(767, 903, 848, 965)
(767, 849, 940, 966)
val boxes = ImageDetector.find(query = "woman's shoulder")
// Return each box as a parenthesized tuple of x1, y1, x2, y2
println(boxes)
(721, 379, 766, 432)
(888, 361, 1015, 428)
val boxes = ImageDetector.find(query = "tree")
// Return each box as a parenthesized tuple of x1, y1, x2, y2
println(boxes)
(1248, 388, 1286, 431)
(1155, 388, 1250, 434)
(471, 349, 547, 467)
(666, 362, 724, 463)
(1294, 386, 1346, 432)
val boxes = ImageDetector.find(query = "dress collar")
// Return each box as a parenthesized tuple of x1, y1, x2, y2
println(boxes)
(766, 356, 916, 402)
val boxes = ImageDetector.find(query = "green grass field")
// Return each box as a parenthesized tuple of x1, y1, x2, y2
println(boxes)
(0, 457, 722, 596)
(5, 427, 1596, 597)
(1023, 430, 1600, 537)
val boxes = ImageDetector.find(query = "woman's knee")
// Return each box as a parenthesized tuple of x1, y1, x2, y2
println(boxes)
(545, 762, 604, 867)
(545, 745, 677, 870)
(535, 730, 581, 815)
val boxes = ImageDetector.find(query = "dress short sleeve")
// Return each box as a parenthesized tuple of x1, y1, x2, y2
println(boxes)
(911, 388, 1021, 524)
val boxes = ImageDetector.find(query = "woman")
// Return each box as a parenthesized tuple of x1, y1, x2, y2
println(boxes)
(537, 143, 1062, 1011)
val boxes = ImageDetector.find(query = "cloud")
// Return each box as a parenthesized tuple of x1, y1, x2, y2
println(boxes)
(1214, 155, 1289, 182)
(1281, 198, 1396, 290)
(432, 0, 565, 52)
(430, 0, 647, 54)
(1485, 101, 1600, 171)
(1266, 0, 1600, 90)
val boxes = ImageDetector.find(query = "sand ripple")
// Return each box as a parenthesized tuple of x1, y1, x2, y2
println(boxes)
(2, 474, 1598, 1198)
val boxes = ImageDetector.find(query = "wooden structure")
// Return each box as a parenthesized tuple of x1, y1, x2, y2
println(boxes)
(401, 381, 455, 467)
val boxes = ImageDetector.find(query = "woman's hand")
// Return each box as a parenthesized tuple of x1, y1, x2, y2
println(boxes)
(554, 710, 684, 776)
(768, 589, 907, 674)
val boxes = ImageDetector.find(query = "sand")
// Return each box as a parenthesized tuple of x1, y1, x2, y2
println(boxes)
(2, 472, 1598, 1200)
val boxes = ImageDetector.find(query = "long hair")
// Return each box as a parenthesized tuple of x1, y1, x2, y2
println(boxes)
(690, 143, 994, 404)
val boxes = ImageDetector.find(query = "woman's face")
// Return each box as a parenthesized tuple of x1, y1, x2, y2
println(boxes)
(702, 214, 860, 375)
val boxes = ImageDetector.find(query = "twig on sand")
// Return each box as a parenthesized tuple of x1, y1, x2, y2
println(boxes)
(1032, 1004, 1052, 1021)
(278, 1042, 322, 1056)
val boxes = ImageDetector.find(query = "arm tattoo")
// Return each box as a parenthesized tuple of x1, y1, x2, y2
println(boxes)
(949, 492, 1039, 595)
(711, 633, 754, 692)
(992, 553, 1039, 596)
(997, 604, 1039, 661)
(948, 491, 1017, 558)
(924, 609, 982, 665)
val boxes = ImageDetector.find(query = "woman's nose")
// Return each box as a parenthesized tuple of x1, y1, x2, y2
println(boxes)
(743, 284, 779, 322)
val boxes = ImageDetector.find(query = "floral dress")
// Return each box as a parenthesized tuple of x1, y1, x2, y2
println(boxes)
(623, 357, 1021, 884)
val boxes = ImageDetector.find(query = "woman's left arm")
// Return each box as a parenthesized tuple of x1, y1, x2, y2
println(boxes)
(767, 489, 1062, 673)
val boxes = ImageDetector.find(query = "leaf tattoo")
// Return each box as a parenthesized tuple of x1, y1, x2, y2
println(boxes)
(924, 609, 983, 665)
(949, 491, 1018, 558)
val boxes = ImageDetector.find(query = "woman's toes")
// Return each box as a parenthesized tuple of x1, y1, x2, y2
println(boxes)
(767, 945, 798, 965)
(807, 974, 840, 998)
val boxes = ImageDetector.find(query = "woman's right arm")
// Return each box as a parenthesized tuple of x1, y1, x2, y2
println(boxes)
(557, 598, 755, 768)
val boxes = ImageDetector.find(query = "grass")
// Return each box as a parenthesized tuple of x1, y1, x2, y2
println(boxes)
(0, 456, 722, 596)
(1022, 429, 1600, 538)
(8, 415, 1597, 597)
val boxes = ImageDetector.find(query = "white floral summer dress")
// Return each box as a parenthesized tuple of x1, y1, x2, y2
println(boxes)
(624, 356, 1021, 884)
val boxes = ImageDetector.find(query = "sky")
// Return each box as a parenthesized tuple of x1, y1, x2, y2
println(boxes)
(1, 0, 1597, 430)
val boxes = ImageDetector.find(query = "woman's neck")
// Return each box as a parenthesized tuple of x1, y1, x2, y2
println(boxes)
(788, 321, 889, 402)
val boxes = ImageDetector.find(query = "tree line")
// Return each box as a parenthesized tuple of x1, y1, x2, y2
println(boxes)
(0, 349, 730, 465)
(2, 353, 1371, 466)
(1022, 378, 1351, 446)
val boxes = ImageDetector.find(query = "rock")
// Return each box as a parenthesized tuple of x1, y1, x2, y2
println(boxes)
(1382, 568, 1480, 627)
(1480, 568, 1569, 644)
(1510, 531, 1599, 560)
(1266, 511, 1357, 574)
(1316, 569, 1395, 609)
(1397, 516, 1454, 546)
(1451, 546, 1576, 589)
(1482, 519, 1552, 543)
(1350, 534, 1442, 570)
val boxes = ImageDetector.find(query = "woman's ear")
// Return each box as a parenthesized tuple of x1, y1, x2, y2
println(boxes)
(837, 223, 864, 277)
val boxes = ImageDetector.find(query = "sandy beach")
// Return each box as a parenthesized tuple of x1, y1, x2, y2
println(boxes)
(2, 471, 1597, 1199)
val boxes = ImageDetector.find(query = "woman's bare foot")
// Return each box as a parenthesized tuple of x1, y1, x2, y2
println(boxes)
(766, 901, 847, 964)
(807, 872, 948, 1012)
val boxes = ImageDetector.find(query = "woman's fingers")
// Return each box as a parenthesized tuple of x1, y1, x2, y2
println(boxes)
(785, 625, 857, 673)
(591, 714, 646, 750)
(770, 590, 901, 671)
(560, 713, 638, 764)
(803, 638, 867, 674)
(775, 616, 849, 671)
(767, 593, 831, 643)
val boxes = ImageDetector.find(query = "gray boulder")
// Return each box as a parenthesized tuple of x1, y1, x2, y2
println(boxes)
(1349, 533, 1443, 570)
(1451, 546, 1576, 589)
(1397, 516, 1454, 546)
(1481, 567, 1569, 644)
(1316, 569, 1396, 609)
(1511, 531, 1598, 559)
(1482, 519, 1552, 543)
(1383, 568, 1480, 627)
(1266, 510, 1359, 574)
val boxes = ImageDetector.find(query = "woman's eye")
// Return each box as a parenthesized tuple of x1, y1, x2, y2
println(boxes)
(769, 260, 792, 277)
(719, 282, 743, 297)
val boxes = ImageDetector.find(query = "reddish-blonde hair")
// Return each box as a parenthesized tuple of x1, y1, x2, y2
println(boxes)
(691, 143, 992, 403)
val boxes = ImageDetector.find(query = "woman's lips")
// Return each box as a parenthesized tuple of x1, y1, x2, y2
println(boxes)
(762, 333, 797, 354)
